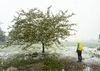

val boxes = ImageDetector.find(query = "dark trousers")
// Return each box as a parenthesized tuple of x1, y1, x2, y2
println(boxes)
(77, 50, 82, 62)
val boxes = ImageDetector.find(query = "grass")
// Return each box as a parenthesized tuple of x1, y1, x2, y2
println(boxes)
(0, 43, 100, 71)
(61, 58, 86, 71)
(97, 47, 100, 51)
(0, 68, 4, 71)
(0, 52, 41, 68)
(93, 53, 100, 58)
(41, 57, 61, 71)
(1, 51, 100, 71)
(0, 50, 92, 71)
(0, 52, 62, 71)
(77, 66, 82, 70)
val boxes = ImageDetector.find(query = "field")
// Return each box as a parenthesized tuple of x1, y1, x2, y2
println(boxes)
(0, 41, 100, 71)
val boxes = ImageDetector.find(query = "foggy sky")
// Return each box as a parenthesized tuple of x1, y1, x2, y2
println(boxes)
(0, 0, 100, 41)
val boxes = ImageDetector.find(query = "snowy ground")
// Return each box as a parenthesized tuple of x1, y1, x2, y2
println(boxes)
(0, 44, 100, 65)
(54, 46, 100, 65)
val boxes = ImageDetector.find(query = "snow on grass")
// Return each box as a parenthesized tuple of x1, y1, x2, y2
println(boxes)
(82, 47, 100, 65)
(0, 43, 100, 65)
(46, 46, 100, 65)
(0, 44, 42, 59)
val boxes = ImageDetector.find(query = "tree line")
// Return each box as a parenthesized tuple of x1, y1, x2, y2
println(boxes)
(0, 27, 6, 44)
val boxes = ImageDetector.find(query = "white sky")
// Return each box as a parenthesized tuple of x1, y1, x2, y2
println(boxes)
(0, 0, 100, 41)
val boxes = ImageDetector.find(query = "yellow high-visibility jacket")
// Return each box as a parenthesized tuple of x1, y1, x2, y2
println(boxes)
(77, 42, 82, 50)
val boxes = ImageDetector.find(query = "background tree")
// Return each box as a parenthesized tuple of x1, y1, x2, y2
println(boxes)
(8, 6, 76, 53)
(98, 34, 100, 42)
(0, 27, 6, 43)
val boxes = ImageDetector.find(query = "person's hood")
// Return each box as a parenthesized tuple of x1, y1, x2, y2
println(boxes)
(77, 42, 81, 45)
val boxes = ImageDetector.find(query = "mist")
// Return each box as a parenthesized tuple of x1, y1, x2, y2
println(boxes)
(0, 0, 100, 41)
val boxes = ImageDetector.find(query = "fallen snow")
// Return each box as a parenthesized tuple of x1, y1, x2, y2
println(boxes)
(0, 45, 100, 65)
(48, 46, 100, 65)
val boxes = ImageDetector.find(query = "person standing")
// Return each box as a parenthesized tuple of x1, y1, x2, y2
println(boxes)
(76, 42, 82, 62)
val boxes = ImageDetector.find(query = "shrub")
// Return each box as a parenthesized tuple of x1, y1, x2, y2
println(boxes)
(41, 57, 61, 71)
(97, 47, 100, 51)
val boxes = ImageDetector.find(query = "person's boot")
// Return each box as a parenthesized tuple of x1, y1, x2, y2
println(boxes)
(80, 57, 82, 62)
(77, 60, 81, 62)
(77, 57, 81, 62)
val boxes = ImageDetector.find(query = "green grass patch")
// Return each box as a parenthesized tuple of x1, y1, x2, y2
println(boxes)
(77, 66, 82, 70)
(41, 57, 61, 71)
(0, 52, 62, 71)
(0, 52, 42, 69)
(0, 68, 4, 71)
(93, 53, 100, 58)
(97, 47, 100, 51)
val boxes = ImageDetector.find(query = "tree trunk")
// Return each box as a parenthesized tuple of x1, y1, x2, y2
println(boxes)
(42, 42, 45, 53)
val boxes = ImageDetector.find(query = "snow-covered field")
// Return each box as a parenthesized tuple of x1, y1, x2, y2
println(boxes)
(53, 46, 100, 65)
(0, 42, 100, 65)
